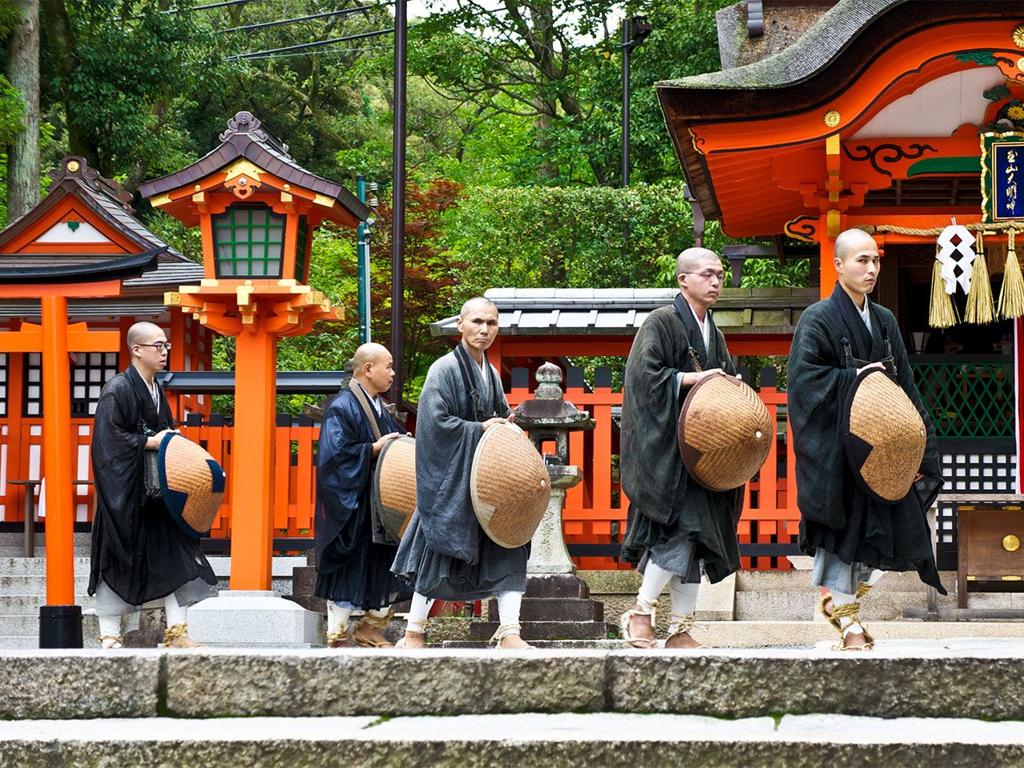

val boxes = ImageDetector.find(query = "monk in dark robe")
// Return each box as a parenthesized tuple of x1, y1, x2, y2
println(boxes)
(788, 228, 945, 651)
(314, 342, 410, 648)
(619, 248, 743, 649)
(392, 296, 531, 649)
(88, 322, 216, 649)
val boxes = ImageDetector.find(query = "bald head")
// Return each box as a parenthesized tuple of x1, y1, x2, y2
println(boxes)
(127, 322, 164, 349)
(352, 342, 390, 370)
(351, 343, 394, 396)
(675, 247, 721, 278)
(459, 296, 496, 319)
(834, 228, 877, 263)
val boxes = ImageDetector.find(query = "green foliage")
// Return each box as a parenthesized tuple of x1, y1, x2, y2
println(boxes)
(442, 181, 703, 293)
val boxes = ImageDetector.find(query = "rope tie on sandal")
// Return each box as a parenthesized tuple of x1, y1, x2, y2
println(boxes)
(489, 623, 522, 644)
(666, 613, 695, 640)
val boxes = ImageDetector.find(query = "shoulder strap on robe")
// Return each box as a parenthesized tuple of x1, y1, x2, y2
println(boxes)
(347, 379, 383, 441)
(672, 295, 706, 371)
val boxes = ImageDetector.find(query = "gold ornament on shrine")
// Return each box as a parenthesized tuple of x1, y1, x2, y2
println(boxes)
(823, 110, 841, 128)
(1012, 24, 1024, 50)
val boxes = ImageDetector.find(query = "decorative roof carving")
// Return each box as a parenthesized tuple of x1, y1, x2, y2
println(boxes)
(218, 111, 290, 158)
(49, 156, 133, 210)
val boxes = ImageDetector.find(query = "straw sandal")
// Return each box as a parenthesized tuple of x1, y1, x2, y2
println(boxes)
(664, 614, 701, 649)
(326, 630, 354, 648)
(820, 591, 874, 651)
(100, 634, 123, 650)
(351, 611, 395, 648)
(619, 600, 657, 648)
(160, 623, 203, 649)
(490, 623, 532, 649)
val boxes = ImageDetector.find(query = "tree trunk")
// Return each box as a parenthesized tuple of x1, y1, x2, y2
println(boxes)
(6, 0, 39, 221)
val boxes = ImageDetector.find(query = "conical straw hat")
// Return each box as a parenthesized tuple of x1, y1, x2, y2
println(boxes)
(470, 422, 550, 548)
(843, 369, 926, 503)
(158, 433, 226, 538)
(372, 436, 416, 542)
(677, 373, 773, 491)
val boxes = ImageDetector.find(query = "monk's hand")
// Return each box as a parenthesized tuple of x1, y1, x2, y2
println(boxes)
(372, 432, 400, 456)
(145, 428, 177, 450)
(682, 368, 724, 387)
(482, 417, 507, 431)
(857, 362, 885, 375)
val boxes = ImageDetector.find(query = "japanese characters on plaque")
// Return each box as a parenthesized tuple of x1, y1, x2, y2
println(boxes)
(982, 131, 1024, 222)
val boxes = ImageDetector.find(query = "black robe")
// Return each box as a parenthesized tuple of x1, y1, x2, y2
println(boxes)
(88, 365, 216, 605)
(313, 387, 410, 609)
(788, 283, 945, 593)
(620, 296, 744, 583)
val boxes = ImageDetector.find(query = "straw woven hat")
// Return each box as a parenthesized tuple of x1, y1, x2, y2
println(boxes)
(372, 436, 416, 542)
(843, 369, 926, 502)
(158, 433, 226, 538)
(470, 422, 550, 548)
(677, 373, 773, 491)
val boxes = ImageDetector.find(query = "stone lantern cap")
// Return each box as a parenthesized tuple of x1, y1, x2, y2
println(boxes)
(513, 362, 595, 430)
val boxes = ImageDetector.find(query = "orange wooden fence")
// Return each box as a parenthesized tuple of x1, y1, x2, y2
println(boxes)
(0, 368, 801, 570)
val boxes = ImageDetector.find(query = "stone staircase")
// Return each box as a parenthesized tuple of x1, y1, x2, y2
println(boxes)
(3, 642, 1024, 764)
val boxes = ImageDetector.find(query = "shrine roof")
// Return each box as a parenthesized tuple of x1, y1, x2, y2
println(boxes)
(0, 156, 173, 256)
(139, 111, 369, 222)
(430, 287, 817, 337)
(659, 0, 898, 92)
(0, 299, 172, 321)
(656, 0, 1024, 235)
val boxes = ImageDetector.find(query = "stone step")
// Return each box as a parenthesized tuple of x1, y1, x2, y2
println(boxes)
(734, 589, 940, 621)
(4, 642, 1024, 721)
(0, 575, 92, 596)
(0, 557, 91, 576)
(525, 574, 590, 599)
(468, 620, 608, 641)
(734, 569, 942, 593)
(2, 713, 1024, 765)
(0, 595, 96, 615)
(485, 597, 603, 623)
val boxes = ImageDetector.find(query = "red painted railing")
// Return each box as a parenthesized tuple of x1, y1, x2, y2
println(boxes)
(0, 372, 801, 570)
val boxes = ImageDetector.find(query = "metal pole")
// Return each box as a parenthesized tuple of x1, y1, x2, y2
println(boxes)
(390, 0, 407, 403)
(356, 174, 370, 344)
(621, 16, 631, 188)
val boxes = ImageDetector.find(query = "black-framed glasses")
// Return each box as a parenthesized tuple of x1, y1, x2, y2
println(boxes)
(136, 342, 172, 352)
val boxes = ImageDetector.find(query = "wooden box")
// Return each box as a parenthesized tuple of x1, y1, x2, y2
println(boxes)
(956, 502, 1024, 608)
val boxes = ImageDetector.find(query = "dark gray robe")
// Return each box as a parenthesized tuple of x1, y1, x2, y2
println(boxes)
(391, 344, 528, 600)
(620, 296, 744, 583)
(788, 283, 945, 593)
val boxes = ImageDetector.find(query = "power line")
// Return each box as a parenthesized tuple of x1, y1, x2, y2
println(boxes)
(229, 27, 395, 60)
(218, 3, 393, 34)
(163, 0, 261, 14)
(235, 44, 393, 61)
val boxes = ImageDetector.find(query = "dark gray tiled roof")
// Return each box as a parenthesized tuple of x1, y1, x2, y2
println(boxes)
(658, 0, 900, 91)
(140, 112, 369, 222)
(431, 287, 818, 337)
(0, 299, 171, 321)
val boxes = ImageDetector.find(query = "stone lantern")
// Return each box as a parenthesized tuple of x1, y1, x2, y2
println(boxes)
(470, 362, 607, 643)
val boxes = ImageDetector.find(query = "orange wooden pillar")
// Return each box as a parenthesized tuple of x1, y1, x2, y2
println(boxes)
(40, 295, 75, 606)
(229, 327, 277, 590)
(819, 213, 838, 299)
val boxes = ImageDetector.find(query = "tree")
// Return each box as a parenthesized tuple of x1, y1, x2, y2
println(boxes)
(6, 0, 37, 218)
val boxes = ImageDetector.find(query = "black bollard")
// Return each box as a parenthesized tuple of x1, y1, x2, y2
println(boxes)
(39, 605, 83, 648)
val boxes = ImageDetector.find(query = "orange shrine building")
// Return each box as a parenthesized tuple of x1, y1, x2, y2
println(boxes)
(4, 3, 1024, 590)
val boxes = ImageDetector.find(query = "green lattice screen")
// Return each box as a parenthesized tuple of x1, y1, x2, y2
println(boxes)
(911, 361, 1014, 438)
(212, 204, 285, 278)
(294, 215, 309, 282)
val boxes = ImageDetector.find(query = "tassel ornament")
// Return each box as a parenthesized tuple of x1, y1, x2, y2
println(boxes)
(965, 232, 995, 324)
(999, 229, 1024, 320)
(928, 251, 958, 329)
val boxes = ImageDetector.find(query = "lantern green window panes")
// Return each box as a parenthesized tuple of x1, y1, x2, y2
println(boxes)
(212, 204, 286, 278)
